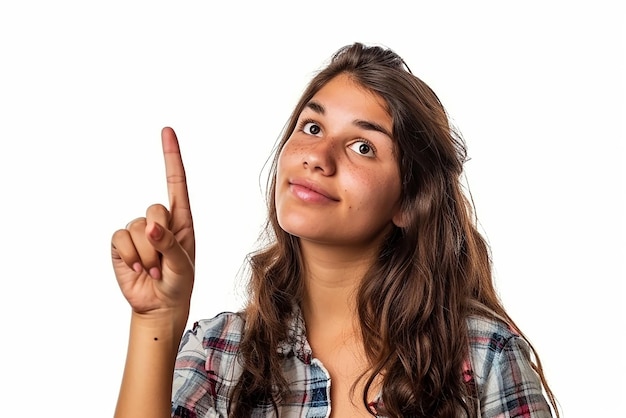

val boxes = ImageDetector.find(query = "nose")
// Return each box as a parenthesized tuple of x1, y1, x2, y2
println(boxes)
(303, 138, 337, 176)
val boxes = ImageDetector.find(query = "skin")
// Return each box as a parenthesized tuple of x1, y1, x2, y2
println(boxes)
(113, 75, 405, 417)
(276, 74, 404, 250)
(112, 127, 195, 418)
(276, 74, 405, 416)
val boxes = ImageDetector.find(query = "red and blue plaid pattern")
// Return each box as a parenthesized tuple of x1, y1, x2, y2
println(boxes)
(171, 310, 553, 417)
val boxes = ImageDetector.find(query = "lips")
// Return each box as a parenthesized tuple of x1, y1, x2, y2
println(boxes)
(288, 178, 339, 202)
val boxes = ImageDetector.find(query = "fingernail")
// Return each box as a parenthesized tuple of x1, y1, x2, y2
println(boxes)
(149, 267, 161, 280)
(149, 223, 162, 241)
(132, 262, 142, 273)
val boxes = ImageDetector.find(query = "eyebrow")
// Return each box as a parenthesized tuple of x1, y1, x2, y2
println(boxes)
(305, 100, 393, 139)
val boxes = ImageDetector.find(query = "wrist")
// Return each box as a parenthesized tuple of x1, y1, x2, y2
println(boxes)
(129, 308, 189, 345)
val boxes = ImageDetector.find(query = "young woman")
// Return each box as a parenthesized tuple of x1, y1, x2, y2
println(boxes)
(112, 43, 559, 417)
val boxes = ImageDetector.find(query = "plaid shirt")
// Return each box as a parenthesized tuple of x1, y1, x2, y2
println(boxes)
(171, 309, 552, 417)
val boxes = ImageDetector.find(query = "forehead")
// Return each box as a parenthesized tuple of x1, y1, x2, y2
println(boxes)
(305, 74, 392, 127)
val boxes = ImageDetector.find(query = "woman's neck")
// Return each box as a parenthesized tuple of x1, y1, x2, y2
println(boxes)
(299, 240, 377, 337)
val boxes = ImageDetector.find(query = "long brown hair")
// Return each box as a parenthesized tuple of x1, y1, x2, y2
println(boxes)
(230, 43, 559, 417)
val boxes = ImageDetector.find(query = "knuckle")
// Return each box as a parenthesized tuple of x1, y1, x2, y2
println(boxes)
(146, 203, 170, 221)
(147, 203, 167, 214)
(167, 174, 186, 184)
(126, 217, 147, 231)
(111, 229, 128, 242)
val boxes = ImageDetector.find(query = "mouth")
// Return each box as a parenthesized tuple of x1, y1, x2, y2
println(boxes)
(288, 178, 340, 202)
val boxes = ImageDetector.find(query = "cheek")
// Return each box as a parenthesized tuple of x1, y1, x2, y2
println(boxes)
(277, 141, 303, 171)
(354, 169, 402, 207)
(276, 144, 293, 177)
(274, 147, 295, 221)
(341, 168, 391, 208)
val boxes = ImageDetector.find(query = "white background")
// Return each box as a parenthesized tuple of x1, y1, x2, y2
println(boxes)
(1, 1, 624, 417)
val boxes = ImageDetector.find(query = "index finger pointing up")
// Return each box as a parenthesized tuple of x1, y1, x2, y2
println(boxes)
(161, 127, 191, 218)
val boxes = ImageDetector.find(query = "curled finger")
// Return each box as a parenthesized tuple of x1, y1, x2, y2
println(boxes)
(111, 229, 143, 273)
(126, 218, 162, 278)
(146, 203, 170, 229)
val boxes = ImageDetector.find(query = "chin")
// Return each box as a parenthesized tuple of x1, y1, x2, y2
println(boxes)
(277, 218, 314, 240)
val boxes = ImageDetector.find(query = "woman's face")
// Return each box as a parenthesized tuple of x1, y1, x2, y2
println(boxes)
(275, 74, 404, 250)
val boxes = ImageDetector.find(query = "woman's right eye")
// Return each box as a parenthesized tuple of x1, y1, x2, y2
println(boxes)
(302, 121, 322, 136)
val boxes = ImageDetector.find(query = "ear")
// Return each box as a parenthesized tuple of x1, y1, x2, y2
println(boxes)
(392, 205, 409, 228)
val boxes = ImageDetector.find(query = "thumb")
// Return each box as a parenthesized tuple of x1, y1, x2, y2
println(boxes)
(146, 221, 194, 276)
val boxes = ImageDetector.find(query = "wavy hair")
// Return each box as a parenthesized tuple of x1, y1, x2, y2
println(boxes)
(229, 42, 559, 417)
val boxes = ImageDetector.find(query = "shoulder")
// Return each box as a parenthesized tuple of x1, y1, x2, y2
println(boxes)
(466, 315, 530, 380)
(179, 311, 245, 357)
(466, 316, 553, 417)
(194, 311, 245, 347)
(175, 311, 245, 379)
(172, 312, 246, 416)
(466, 315, 523, 355)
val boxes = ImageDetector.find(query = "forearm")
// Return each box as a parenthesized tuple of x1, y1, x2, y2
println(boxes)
(114, 311, 188, 418)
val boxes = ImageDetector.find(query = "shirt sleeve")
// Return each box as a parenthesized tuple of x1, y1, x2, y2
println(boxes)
(479, 335, 553, 418)
(171, 323, 221, 418)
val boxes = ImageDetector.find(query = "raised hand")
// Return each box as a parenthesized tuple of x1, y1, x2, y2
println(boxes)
(111, 127, 195, 319)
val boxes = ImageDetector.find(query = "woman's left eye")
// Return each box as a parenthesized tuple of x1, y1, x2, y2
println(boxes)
(349, 140, 375, 157)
